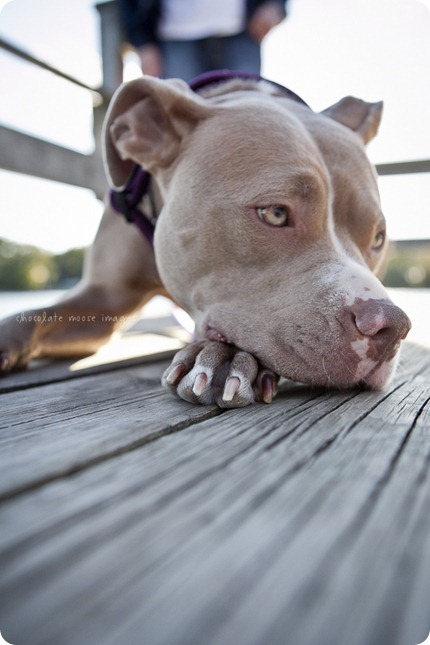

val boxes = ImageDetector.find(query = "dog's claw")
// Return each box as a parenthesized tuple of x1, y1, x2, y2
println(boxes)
(0, 353, 10, 373)
(222, 376, 241, 402)
(192, 372, 208, 396)
(165, 362, 187, 385)
(262, 373, 277, 403)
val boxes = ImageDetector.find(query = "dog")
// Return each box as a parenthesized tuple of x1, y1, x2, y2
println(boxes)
(0, 72, 411, 407)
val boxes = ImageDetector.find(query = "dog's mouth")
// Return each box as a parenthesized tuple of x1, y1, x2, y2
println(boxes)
(274, 336, 402, 390)
(201, 308, 406, 392)
(272, 347, 400, 391)
(204, 323, 232, 345)
(356, 353, 399, 390)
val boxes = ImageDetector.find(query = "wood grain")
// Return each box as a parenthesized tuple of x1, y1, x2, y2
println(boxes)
(0, 342, 429, 645)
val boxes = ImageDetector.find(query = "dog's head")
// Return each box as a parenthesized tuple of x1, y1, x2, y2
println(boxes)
(103, 76, 411, 389)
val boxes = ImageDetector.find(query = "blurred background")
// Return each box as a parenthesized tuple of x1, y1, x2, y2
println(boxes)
(0, 0, 429, 344)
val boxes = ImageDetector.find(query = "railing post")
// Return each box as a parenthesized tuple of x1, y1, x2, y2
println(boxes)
(94, 1, 124, 162)
(95, 1, 123, 100)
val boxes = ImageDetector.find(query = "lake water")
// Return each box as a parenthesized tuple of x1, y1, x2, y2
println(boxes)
(0, 290, 66, 318)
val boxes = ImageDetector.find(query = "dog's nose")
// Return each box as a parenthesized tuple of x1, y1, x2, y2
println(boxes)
(351, 298, 411, 349)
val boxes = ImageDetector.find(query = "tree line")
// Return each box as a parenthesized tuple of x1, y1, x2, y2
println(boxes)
(0, 237, 429, 291)
(0, 238, 85, 290)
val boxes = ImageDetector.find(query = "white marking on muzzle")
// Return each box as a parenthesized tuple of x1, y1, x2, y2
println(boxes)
(342, 257, 389, 307)
(351, 337, 378, 380)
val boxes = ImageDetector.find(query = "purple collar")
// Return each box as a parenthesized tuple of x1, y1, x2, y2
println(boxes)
(110, 165, 155, 244)
(109, 71, 309, 246)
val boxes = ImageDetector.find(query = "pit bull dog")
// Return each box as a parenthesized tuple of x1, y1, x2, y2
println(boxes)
(0, 72, 411, 407)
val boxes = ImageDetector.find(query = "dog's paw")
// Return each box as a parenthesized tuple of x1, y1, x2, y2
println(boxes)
(162, 341, 278, 408)
(0, 347, 29, 376)
(0, 351, 11, 374)
(0, 317, 35, 375)
(0, 346, 30, 375)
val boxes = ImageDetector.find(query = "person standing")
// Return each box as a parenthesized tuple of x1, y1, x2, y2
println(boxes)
(117, 0, 288, 81)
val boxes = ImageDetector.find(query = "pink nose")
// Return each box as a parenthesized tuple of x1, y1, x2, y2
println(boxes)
(352, 299, 411, 350)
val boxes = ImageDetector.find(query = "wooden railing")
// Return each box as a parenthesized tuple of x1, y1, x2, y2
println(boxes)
(0, 1, 121, 199)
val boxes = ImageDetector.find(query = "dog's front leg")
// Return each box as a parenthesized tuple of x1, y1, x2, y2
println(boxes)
(1, 291, 115, 371)
(162, 341, 279, 408)
(0, 205, 164, 373)
(0, 284, 152, 372)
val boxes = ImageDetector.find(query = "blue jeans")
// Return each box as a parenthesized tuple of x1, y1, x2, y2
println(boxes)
(160, 32, 261, 82)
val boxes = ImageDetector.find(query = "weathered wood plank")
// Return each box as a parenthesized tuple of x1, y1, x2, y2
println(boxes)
(0, 359, 220, 498)
(2, 338, 415, 500)
(0, 124, 106, 198)
(0, 343, 428, 645)
(0, 343, 426, 499)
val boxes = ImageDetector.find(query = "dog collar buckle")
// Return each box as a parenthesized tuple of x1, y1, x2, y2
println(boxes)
(110, 166, 155, 245)
(113, 191, 134, 223)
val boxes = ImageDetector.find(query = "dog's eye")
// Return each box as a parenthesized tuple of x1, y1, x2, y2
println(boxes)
(372, 230, 386, 250)
(257, 205, 289, 227)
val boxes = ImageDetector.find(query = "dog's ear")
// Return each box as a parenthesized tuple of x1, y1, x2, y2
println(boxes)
(103, 76, 208, 189)
(322, 97, 383, 144)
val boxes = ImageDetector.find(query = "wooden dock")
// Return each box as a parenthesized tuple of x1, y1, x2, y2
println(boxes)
(1, 331, 430, 645)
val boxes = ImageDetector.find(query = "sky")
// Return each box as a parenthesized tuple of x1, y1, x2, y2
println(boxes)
(0, 0, 429, 253)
